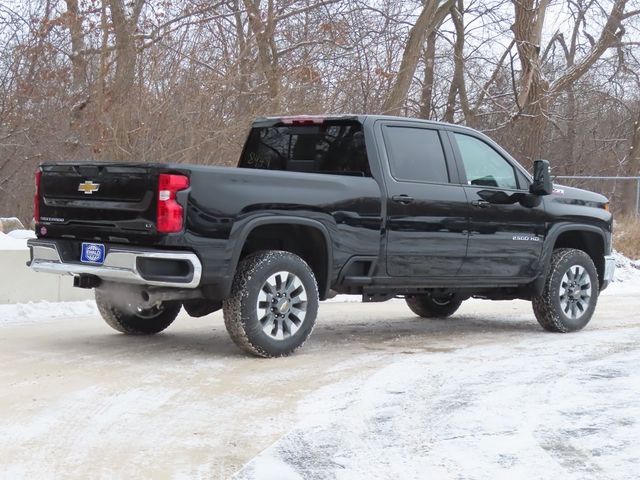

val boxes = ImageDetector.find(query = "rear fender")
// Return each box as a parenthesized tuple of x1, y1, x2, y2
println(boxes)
(228, 216, 334, 298)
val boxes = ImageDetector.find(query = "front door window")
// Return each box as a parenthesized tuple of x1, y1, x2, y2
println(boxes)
(454, 133, 518, 190)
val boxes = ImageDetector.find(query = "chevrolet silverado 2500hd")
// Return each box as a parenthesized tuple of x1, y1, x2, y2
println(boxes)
(28, 115, 615, 357)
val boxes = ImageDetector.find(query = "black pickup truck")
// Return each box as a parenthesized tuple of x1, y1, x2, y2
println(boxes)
(28, 115, 615, 357)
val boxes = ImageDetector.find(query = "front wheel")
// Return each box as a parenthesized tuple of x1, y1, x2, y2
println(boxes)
(532, 248, 599, 332)
(406, 294, 463, 318)
(95, 290, 181, 335)
(223, 251, 319, 358)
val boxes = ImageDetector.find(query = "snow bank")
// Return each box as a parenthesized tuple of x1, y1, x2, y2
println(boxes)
(324, 295, 364, 303)
(6, 229, 36, 240)
(0, 232, 28, 250)
(606, 251, 640, 295)
(0, 228, 34, 249)
(611, 250, 640, 283)
(0, 300, 97, 326)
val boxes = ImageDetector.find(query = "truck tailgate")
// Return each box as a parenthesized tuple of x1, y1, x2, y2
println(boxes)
(38, 163, 158, 239)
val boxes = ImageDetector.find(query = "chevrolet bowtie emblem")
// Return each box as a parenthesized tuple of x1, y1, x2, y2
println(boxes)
(78, 180, 100, 194)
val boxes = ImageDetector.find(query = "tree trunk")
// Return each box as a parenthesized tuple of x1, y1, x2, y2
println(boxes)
(444, 0, 469, 124)
(95, 0, 109, 158)
(105, 0, 144, 160)
(382, 0, 454, 116)
(243, 0, 281, 111)
(509, 0, 629, 167)
(109, 0, 139, 97)
(64, 0, 87, 92)
(509, 0, 550, 166)
(419, 30, 437, 119)
(233, 0, 251, 115)
(565, 87, 578, 173)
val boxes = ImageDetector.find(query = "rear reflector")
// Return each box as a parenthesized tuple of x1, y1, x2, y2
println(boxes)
(34, 169, 42, 222)
(157, 174, 189, 233)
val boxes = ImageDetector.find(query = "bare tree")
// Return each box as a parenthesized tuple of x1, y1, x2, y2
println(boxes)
(1, 0, 640, 221)
(443, 0, 468, 123)
(419, 30, 437, 119)
(64, 0, 87, 91)
(242, 0, 281, 110)
(509, 0, 638, 165)
(382, 0, 454, 115)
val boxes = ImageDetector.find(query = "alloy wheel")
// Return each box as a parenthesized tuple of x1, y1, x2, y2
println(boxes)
(256, 271, 308, 340)
(559, 264, 592, 320)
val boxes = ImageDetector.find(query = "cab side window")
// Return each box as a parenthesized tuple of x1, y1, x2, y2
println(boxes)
(383, 126, 450, 183)
(454, 133, 518, 190)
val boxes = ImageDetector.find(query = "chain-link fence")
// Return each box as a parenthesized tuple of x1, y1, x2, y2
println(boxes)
(554, 176, 640, 216)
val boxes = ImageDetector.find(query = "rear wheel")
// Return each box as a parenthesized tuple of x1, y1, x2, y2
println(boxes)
(406, 294, 463, 318)
(223, 250, 319, 358)
(532, 248, 599, 332)
(95, 290, 181, 335)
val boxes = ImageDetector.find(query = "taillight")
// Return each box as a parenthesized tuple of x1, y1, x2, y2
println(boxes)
(157, 173, 189, 233)
(34, 169, 42, 223)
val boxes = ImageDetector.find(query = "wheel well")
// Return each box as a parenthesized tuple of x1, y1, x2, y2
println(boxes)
(553, 230, 605, 285)
(240, 223, 330, 299)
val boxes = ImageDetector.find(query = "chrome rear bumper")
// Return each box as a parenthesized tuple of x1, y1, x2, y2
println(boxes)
(28, 240, 202, 288)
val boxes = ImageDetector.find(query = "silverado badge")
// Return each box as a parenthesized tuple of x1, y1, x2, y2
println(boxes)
(78, 180, 100, 195)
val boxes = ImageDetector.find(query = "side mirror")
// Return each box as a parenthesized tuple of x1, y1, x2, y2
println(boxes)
(530, 159, 553, 196)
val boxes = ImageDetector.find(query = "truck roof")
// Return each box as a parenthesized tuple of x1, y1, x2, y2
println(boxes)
(252, 114, 470, 132)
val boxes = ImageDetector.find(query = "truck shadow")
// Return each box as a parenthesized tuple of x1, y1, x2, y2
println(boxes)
(48, 312, 544, 360)
(309, 313, 544, 347)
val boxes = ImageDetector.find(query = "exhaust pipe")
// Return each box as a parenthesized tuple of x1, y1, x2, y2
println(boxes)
(97, 282, 204, 312)
(140, 287, 203, 309)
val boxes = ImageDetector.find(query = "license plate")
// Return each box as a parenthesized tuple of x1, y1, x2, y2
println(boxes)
(80, 242, 105, 264)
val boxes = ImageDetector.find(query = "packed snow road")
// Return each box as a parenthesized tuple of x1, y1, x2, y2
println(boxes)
(1, 288, 639, 479)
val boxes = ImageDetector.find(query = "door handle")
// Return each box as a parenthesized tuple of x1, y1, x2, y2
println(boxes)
(392, 195, 415, 205)
(471, 200, 490, 208)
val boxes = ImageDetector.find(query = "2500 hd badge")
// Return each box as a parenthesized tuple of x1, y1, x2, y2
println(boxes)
(513, 235, 541, 242)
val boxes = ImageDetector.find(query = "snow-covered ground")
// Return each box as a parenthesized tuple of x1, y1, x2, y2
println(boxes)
(235, 254, 640, 479)
(1, 229, 639, 478)
(237, 325, 640, 480)
(3, 293, 639, 478)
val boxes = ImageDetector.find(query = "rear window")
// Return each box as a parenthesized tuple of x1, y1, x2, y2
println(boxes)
(238, 121, 371, 176)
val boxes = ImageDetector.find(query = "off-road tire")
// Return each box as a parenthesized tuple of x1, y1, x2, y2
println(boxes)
(95, 290, 181, 335)
(223, 250, 319, 358)
(406, 294, 463, 318)
(532, 248, 599, 333)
